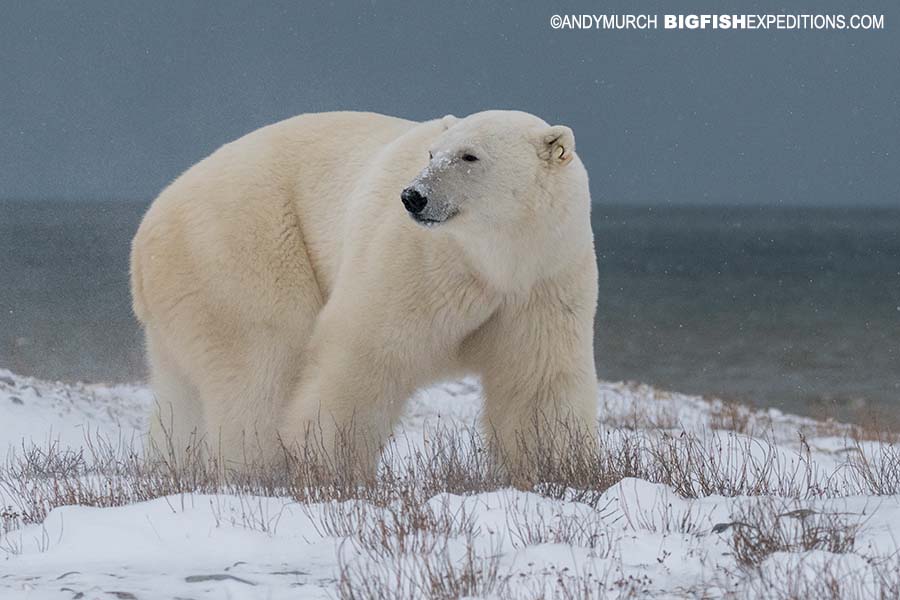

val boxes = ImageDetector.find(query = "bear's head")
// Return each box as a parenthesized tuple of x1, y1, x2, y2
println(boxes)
(400, 110, 588, 239)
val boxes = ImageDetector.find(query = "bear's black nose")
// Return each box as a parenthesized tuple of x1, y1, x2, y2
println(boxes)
(401, 187, 428, 214)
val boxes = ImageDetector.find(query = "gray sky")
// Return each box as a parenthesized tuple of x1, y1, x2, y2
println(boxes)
(2, 1, 898, 206)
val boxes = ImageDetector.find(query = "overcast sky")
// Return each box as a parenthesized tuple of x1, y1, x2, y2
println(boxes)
(1, 1, 898, 206)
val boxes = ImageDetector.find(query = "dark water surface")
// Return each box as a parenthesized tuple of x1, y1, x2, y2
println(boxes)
(593, 206, 899, 422)
(1, 200, 898, 422)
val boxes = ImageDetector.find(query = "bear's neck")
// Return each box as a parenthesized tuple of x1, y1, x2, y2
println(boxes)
(451, 223, 590, 295)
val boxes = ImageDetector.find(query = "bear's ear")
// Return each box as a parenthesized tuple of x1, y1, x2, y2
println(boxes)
(537, 125, 575, 166)
(441, 114, 459, 131)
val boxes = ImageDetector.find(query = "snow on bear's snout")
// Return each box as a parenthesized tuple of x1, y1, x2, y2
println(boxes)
(403, 152, 461, 227)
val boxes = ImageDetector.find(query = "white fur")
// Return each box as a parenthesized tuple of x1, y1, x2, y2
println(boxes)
(131, 110, 599, 475)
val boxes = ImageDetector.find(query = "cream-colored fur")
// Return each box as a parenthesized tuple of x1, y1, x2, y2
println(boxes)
(131, 110, 598, 476)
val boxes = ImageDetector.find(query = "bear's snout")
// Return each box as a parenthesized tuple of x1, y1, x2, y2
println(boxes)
(401, 187, 428, 214)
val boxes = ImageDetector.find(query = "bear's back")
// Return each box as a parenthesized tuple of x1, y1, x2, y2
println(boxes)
(132, 112, 423, 324)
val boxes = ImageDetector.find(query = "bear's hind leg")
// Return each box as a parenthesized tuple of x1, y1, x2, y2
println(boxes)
(146, 329, 205, 464)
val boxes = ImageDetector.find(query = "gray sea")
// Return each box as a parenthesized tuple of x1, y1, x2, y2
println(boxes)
(1, 200, 898, 423)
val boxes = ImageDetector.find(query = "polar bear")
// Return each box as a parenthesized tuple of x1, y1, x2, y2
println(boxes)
(130, 110, 598, 478)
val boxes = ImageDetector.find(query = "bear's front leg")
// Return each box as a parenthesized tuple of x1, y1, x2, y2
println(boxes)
(280, 315, 412, 482)
(466, 263, 599, 487)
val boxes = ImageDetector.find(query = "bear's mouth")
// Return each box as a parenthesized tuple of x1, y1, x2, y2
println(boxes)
(410, 209, 458, 228)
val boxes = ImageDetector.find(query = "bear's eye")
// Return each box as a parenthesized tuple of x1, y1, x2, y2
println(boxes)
(461, 153, 479, 162)
(428, 151, 433, 160)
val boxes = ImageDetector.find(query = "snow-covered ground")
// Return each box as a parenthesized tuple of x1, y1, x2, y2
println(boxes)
(1, 367, 898, 599)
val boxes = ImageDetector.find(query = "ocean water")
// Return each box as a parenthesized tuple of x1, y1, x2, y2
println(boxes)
(1, 200, 898, 422)
(593, 206, 899, 422)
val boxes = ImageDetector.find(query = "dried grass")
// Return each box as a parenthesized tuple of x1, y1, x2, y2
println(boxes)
(717, 499, 862, 568)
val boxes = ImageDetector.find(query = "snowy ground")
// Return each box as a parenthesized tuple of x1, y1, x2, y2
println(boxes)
(1, 367, 899, 599)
